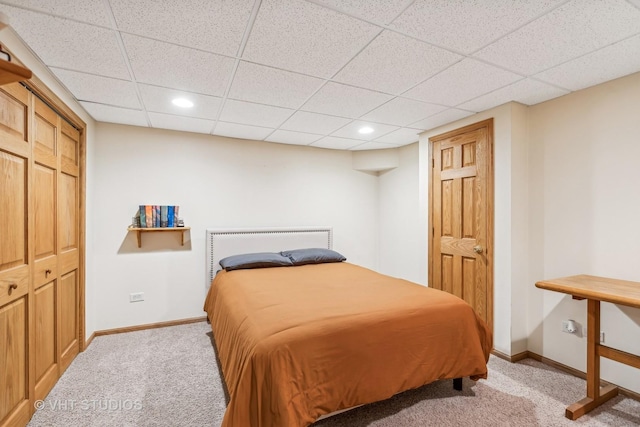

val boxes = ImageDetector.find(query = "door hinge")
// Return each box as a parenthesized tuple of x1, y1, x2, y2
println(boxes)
(432, 158, 434, 168)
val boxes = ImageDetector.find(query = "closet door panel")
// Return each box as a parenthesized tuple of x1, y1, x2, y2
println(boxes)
(33, 164, 56, 267)
(0, 85, 31, 427)
(34, 281, 57, 401)
(0, 297, 30, 426)
(60, 121, 78, 176)
(0, 151, 27, 272)
(32, 96, 61, 403)
(0, 84, 29, 158)
(58, 270, 77, 372)
(34, 98, 57, 168)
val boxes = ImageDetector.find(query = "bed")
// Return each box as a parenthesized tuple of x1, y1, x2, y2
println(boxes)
(203, 232, 492, 427)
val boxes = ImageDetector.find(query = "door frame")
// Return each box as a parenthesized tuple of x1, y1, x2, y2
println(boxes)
(428, 118, 494, 332)
(24, 73, 87, 352)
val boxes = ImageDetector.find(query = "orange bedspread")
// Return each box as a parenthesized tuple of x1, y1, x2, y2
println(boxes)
(204, 262, 492, 427)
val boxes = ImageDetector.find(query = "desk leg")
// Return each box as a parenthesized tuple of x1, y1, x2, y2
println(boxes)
(565, 299, 618, 420)
(587, 299, 600, 399)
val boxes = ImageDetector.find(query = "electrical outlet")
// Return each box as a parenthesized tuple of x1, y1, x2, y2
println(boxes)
(583, 327, 604, 343)
(129, 292, 144, 302)
(561, 320, 578, 334)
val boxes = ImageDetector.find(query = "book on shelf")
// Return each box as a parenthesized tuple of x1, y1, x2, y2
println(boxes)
(167, 206, 174, 227)
(145, 205, 153, 228)
(135, 205, 181, 228)
(160, 206, 168, 227)
(138, 205, 145, 227)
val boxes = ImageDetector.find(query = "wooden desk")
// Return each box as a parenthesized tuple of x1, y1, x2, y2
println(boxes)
(535, 275, 640, 420)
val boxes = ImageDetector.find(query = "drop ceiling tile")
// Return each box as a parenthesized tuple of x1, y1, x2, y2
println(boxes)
(242, 0, 380, 78)
(374, 127, 421, 145)
(334, 30, 461, 94)
(535, 34, 640, 92)
(138, 84, 222, 120)
(279, 111, 351, 134)
(219, 99, 294, 128)
(148, 112, 215, 134)
(409, 108, 474, 131)
(228, 62, 325, 109)
(80, 102, 148, 127)
(1, 0, 112, 26)
(109, 0, 253, 56)
(474, 0, 640, 75)
(361, 97, 447, 126)
(313, 0, 412, 25)
(301, 82, 392, 118)
(403, 59, 521, 106)
(390, 0, 563, 54)
(350, 141, 399, 151)
(458, 78, 569, 112)
(214, 122, 274, 140)
(265, 130, 322, 145)
(2, 6, 129, 78)
(52, 68, 140, 109)
(122, 34, 234, 96)
(331, 121, 398, 141)
(310, 136, 362, 150)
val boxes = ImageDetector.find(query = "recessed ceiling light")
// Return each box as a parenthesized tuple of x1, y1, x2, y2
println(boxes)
(172, 98, 194, 108)
(358, 126, 374, 134)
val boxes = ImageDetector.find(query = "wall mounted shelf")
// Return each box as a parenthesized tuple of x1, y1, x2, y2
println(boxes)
(127, 227, 190, 248)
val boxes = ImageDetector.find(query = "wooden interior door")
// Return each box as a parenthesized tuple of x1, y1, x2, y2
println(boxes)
(429, 119, 493, 331)
(0, 83, 32, 427)
(58, 118, 80, 373)
(33, 97, 59, 400)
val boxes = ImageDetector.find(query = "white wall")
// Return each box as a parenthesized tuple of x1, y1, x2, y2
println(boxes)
(0, 27, 98, 340)
(377, 143, 422, 283)
(378, 103, 533, 357)
(528, 71, 640, 393)
(91, 123, 379, 330)
(510, 103, 530, 355)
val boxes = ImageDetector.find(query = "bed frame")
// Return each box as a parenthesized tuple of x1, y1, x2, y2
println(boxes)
(205, 226, 332, 288)
(205, 226, 463, 423)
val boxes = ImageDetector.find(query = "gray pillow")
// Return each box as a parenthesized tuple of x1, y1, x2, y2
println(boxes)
(219, 252, 293, 271)
(280, 248, 346, 266)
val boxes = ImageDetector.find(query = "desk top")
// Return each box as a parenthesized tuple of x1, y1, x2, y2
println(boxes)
(535, 275, 640, 308)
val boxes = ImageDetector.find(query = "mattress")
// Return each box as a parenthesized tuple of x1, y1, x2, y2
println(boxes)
(204, 262, 492, 427)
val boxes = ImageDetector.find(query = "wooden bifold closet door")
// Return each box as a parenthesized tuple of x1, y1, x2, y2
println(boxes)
(0, 81, 84, 427)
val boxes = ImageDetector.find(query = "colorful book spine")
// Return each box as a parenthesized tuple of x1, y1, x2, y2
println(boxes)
(167, 206, 174, 227)
(139, 205, 146, 228)
(145, 205, 153, 228)
(160, 205, 168, 227)
(174, 205, 180, 226)
(154, 205, 161, 227)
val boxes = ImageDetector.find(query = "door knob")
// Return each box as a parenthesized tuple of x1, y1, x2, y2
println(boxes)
(473, 245, 483, 254)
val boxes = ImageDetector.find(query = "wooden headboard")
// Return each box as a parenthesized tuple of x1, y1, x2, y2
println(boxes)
(205, 227, 333, 288)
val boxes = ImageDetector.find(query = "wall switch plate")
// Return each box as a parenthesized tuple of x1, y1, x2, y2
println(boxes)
(130, 292, 144, 302)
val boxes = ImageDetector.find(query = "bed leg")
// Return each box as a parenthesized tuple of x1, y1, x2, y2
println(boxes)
(453, 378, 462, 391)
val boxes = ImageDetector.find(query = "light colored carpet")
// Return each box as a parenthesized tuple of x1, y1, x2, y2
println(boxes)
(28, 321, 640, 426)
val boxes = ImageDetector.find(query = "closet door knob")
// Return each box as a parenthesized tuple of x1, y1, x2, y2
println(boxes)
(473, 245, 483, 254)
(8, 283, 18, 294)
(45, 269, 52, 277)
